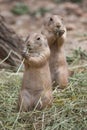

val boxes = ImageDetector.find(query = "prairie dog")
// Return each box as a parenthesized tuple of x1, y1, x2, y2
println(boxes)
(42, 14, 69, 89)
(18, 33, 53, 111)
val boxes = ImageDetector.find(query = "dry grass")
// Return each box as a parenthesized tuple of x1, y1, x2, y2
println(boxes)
(0, 48, 87, 130)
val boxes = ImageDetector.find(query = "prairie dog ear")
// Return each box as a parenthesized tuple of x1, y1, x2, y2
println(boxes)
(43, 13, 53, 26)
(57, 14, 64, 21)
(53, 14, 63, 21)
(42, 34, 47, 40)
(40, 33, 48, 46)
(53, 13, 64, 21)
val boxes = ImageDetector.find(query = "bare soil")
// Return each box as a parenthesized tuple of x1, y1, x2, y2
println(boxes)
(0, 0, 87, 56)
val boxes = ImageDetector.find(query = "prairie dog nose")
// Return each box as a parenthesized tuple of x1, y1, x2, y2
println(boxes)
(56, 25, 61, 28)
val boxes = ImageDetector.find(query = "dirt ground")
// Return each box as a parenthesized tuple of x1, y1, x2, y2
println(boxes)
(0, 0, 87, 56)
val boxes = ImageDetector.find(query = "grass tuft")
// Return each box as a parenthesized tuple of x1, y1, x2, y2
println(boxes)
(11, 3, 29, 15)
(0, 49, 87, 130)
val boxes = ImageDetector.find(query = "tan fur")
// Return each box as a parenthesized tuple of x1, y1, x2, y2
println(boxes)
(42, 14, 69, 89)
(18, 33, 53, 111)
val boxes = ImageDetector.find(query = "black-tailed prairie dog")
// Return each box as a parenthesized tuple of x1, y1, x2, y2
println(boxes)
(18, 33, 53, 111)
(42, 14, 69, 89)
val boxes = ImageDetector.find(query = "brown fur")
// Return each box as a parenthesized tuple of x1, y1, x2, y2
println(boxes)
(42, 14, 69, 89)
(18, 33, 53, 111)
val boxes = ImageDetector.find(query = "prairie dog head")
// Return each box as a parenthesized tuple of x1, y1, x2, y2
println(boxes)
(25, 33, 48, 54)
(27, 33, 48, 53)
(43, 14, 65, 37)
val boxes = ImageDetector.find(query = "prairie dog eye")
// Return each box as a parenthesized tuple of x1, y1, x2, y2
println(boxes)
(37, 37, 40, 40)
(27, 44, 30, 47)
(50, 17, 53, 21)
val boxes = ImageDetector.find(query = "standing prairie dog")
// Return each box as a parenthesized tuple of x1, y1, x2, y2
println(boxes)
(18, 33, 53, 112)
(42, 14, 69, 89)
